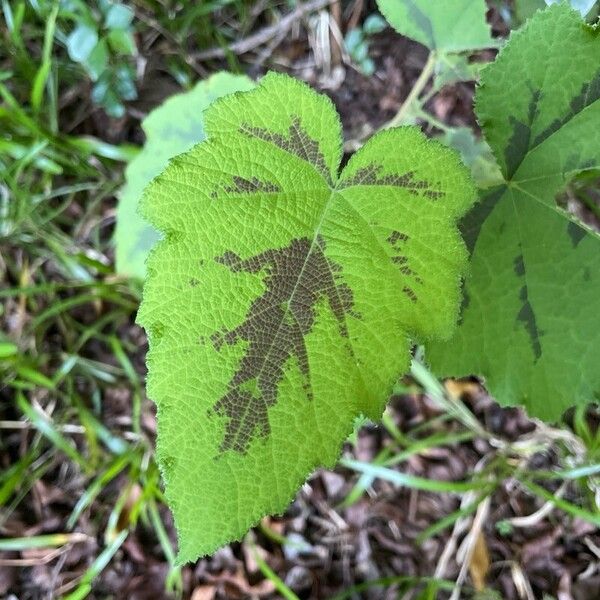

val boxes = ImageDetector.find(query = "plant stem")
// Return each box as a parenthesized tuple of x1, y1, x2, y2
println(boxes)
(386, 51, 436, 129)
(414, 106, 451, 133)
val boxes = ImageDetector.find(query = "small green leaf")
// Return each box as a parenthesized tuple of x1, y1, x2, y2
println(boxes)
(84, 39, 108, 81)
(360, 57, 376, 76)
(363, 14, 387, 35)
(106, 28, 136, 55)
(376, 0, 493, 52)
(115, 72, 255, 279)
(104, 3, 134, 29)
(138, 72, 476, 562)
(344, 28, 364, 53)
(353, 40, 369, 62)
(113, 64, 137, 100)
(101, 90, 125, 118)
(0, 342, 18, 358)
(66, 23, 98, 63)
(428, 4, 600, 420)
(91, 74, 109, 103)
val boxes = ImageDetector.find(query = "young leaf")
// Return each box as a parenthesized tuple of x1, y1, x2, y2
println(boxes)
(427, 4, 600, 420)
(115, 72, 255, 279)
(104, 3, 134, 29)
(66, 23, 99, 63)
(376, 0, 493, 52)
(138, 72, 476, 563)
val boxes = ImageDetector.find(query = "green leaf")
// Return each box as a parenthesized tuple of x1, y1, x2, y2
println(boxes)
(106, 28, 136, 55)
(113, 64, 137, 100)
(84, 39, 108, 81)
(66, 23, 98, 63)
(137, 72, 476, 562)
(363, 14, 387, 35)
(427, 4, 600, 419)
(376, 0, 493, 52)
(104, 3, 134, 29)
(115, 72, 255, 279)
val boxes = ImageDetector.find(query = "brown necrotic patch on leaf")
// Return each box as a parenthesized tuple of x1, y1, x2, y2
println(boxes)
(387, 230, 423, 291)
(211, 176, 282, 198)
(239, 117, 332, 184)
(224, 176, 281, 195)
(402, 286, 418, 303)
(339, 164, 444, 199)
(210, 237, 356, 455)
(388, 231, 409, 244)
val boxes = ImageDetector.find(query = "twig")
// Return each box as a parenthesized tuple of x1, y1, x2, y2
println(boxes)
(347, 0, 364, 31)
(330, 0, 343, 66)
(190, 0, 334, 61)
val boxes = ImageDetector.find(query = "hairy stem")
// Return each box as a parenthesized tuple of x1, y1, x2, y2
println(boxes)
(386, 52, 436, 129)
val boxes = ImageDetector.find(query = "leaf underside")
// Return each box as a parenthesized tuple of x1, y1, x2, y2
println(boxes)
(115, 72, 255, 279)
(428, 4, 600, 419)
(376, 0, 493, 52)
(138, 72, 476, 562)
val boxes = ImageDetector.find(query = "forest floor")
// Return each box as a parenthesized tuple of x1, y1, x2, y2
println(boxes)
(1, 2, 600, 599)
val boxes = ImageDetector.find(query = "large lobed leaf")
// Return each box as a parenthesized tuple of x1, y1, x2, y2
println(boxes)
(115, 72, 254, 279)
(138, 72, 476, 562)
(428, 4, 600, 419)
(376, 0, 493, 52)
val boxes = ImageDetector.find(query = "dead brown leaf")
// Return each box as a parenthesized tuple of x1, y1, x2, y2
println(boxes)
(469, 531, 490, 591)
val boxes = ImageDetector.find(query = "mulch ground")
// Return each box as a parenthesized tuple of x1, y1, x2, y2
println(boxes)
(3, 377, 600, 599)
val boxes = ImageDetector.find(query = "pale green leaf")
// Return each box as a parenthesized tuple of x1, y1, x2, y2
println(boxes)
(104, 3, 134, 29)
(106, 29, 136, 55)
(138, 72, 476, 562)
(66, 24, 98, 63)
(115, 72, 255, 279)
(376, 0, 493, 52)
(85, 39, 108, 81)
(428, 4, 600, 419)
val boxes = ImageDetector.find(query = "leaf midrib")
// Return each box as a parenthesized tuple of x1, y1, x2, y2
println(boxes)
(223, 180, 355, 453)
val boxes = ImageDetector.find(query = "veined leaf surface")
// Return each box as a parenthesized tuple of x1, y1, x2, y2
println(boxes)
(115, 72, 254, 279)
(428, 4, 600, 419)
(138, 72, 476, 562)
(376, 0, 493, 52)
